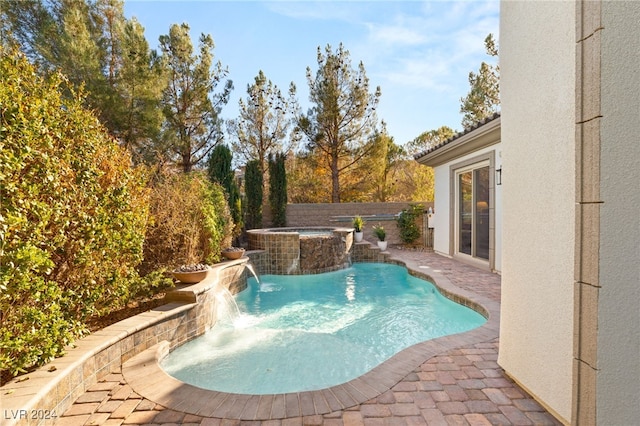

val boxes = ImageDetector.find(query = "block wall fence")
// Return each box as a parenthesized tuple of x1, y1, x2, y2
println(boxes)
(275, 202, 434, 247)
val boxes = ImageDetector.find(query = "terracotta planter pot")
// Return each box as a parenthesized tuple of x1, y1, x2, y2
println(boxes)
(222, 249, 245, 260)
(171, 269, 208, 284)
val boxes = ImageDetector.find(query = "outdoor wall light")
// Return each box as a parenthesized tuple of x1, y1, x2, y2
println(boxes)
(496, 167, 502, 185)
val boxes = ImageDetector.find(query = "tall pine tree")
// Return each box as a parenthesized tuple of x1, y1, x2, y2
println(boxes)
(159, 23, 232, 172)
(297, 43, 381, 203)
(227, 70, 295, 180)
(244, 160, 263, 230)
(268, 153, 287, 227)
(460, 34, 500, 129)
(1, 0, 167, 163)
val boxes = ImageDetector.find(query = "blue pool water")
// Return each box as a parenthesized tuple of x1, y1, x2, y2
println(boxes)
(161, 263, 486, 394)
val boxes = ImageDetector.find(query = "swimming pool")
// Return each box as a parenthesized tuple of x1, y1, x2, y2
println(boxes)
(161, 263, 486, 394)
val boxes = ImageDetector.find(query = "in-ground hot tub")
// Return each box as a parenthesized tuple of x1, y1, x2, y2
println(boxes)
(247, 227, 353, 274)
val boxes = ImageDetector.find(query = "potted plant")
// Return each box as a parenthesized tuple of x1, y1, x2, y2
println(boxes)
(352, 215, 365, 242)
(372, 224, 388, 251)
(171, 263, 209, 284)
(221, 246, 245, 260)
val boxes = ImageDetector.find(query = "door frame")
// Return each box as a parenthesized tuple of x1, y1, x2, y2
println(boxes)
(449, 152, 496, 271)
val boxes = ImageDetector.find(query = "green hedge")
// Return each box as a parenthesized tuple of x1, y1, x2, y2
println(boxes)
(0, 49, 150, 376)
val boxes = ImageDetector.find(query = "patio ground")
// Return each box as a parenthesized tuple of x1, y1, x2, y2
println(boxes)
(56, 249, 562, 425)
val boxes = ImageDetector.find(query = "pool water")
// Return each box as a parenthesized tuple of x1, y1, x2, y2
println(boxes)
(161, 263, 486, 394)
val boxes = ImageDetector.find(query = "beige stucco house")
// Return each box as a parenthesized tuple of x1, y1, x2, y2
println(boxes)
(418, 1, 639, 424)
(415, 114, 502, 274)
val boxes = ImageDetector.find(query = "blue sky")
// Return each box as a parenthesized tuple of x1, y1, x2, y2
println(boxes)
(124, 0, 499, 145)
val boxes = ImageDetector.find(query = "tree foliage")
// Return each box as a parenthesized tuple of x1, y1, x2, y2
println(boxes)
(297, 43, 381, 203)
(207, 144, 242, 235)
(159, 23, 232, 172)
(1, 0, 167, 162)
(111, 17, 167, 164)
(244, 160, 263, 230)
(287, 140, 431, 203)
(141, 172, 233, 274)
(398, 161, 435, 202)
(268, 153, 288, 227)
(405, 126, 456, 157)
(0, 48, 150, 376)
(460, 33, 500, 129)
(227, 70, 295, 179)
(286, 152, 327, 203)
(365, 126, 405, 202)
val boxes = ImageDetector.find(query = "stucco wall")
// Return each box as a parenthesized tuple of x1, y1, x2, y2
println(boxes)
(499, 1, 575, 423)
(597, 2, 640, 423)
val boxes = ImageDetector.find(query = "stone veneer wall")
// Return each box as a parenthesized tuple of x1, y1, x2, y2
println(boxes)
(299, 232, 351, 273)
(246, 240, 390, 277)
(247, 230, 299, 274)
(246, 228, 353, 274)
(1, 260, 249, 426)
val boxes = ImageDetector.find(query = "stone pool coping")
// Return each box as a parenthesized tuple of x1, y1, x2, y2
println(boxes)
(121, 252, 500, 420)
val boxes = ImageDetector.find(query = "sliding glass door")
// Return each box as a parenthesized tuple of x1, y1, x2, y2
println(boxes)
(457, 165, 490, 260)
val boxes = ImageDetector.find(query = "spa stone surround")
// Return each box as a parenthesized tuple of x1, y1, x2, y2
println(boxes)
(246, 227, 354, 275)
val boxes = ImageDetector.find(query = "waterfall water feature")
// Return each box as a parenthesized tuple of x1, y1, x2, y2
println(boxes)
(286, 256, 300, 275)
(213, 263, 264, 328)
(214, 284, 241, 325)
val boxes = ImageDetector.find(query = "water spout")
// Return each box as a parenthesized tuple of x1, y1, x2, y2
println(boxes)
(245, 262, 261, 285)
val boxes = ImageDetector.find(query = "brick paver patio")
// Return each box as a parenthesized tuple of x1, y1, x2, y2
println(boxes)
(56, 249, 562, 425)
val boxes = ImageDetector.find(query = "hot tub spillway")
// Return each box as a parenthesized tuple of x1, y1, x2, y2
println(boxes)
(245, 262, 261, 284)
(247, 227, 354, 274)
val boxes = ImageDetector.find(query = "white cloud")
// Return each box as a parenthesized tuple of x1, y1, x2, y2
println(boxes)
(265, 1, 363, 22)
(356, 1, 498, 92)
(262, 0, 499, 141)
(365, 20, 429, 48)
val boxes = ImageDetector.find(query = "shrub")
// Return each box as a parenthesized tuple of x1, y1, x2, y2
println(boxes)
(269, 152, 287, 227)
(244, 160, 263, 229)
(0, 48, 150, 376)
(396, 203, 424, 244)
(141, 171, 233, 273)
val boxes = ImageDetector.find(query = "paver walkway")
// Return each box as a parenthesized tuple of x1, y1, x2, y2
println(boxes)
(57, 249, 562, 425)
